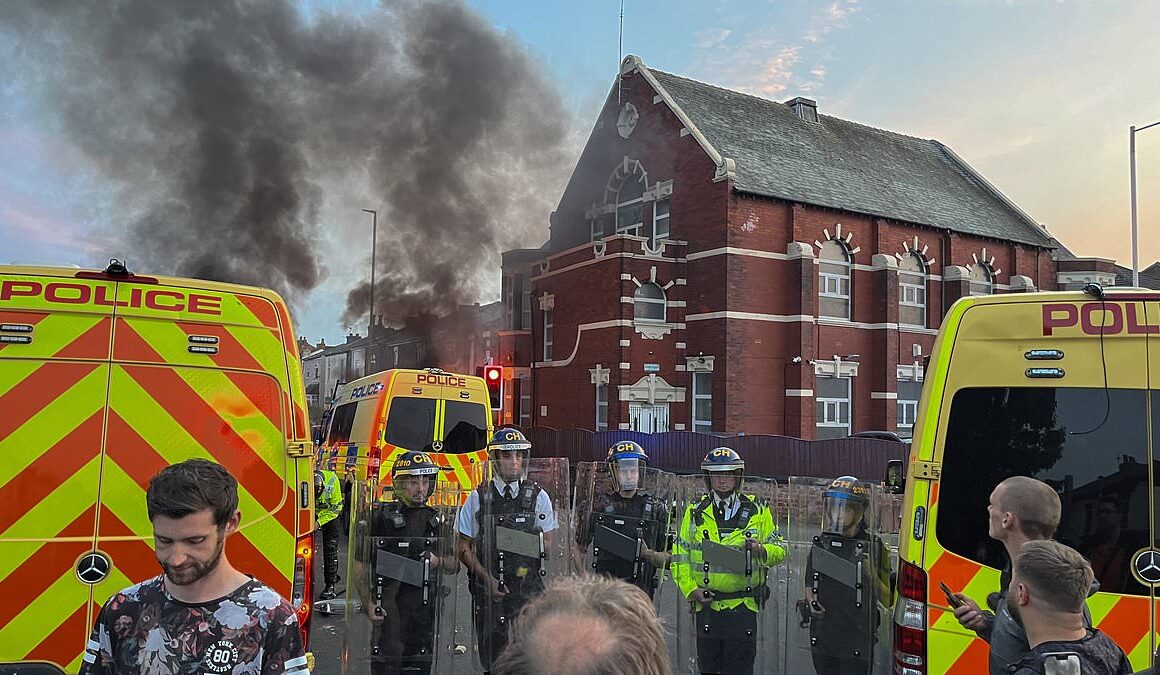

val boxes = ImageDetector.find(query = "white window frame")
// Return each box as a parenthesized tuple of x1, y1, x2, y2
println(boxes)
(543, 308, 553, 361)
(897, 399, 918, 430)
(519, 375, 532, 428)
(591, 218, 604, 242)
(616, 180, 644, 236)
(970, 264, 994, 296)
(815, 376, 851, 435)
(633, 282, 667, 323)
(899, 254, 927, 328)
(520, 288, 532, 331)
(691, 371, 712, 433)
(652, 199, 670, 245)
(595, 382, 608, 431)
(818, 240, 852, 320)
(896, 374, 923, 432)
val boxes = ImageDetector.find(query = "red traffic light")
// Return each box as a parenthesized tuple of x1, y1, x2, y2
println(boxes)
(484, 366, 502, 383)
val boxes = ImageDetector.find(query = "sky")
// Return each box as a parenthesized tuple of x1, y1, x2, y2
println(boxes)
(2, 0, 1159, 343)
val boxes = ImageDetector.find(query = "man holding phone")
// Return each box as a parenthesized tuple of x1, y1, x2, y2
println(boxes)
(950, 476, 1093, 674)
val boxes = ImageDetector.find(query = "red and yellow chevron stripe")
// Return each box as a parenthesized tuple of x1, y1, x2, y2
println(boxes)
(0, 269, 311, 671)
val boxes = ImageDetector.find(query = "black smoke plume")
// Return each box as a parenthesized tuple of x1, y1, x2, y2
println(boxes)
(0, 1, 572, 322)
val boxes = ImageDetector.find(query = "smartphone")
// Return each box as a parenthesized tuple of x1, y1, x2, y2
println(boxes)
(939, 581, 964, 608)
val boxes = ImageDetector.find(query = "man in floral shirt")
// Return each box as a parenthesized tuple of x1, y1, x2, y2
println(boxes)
(80, 459, 309, 675)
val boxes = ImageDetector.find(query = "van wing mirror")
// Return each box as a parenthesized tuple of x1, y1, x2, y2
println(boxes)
(884, 459, 905, 495)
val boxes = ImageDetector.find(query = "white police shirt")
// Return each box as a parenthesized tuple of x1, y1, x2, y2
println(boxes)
(456, 476, 558, 539)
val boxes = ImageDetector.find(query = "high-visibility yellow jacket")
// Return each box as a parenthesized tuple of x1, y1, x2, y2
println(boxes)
(672, 493, 786, 613)
(317, 469, 343, 526)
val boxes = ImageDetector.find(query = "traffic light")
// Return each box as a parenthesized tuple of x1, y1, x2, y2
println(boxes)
(480, 365, 503, 410)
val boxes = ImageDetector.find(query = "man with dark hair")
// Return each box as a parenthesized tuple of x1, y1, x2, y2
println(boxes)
(492, 575, 671, 675)
(953, 476, 1092, 674)
(80, 459, 308, 675)
(1008, 541, 1131, 675)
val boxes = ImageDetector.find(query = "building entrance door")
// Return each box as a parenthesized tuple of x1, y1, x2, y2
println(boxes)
(629, 402, 669, 433)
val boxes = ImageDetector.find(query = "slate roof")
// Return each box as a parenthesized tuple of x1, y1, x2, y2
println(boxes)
(644, 65, 1056, 249)
(1113, 262, 1160, 289)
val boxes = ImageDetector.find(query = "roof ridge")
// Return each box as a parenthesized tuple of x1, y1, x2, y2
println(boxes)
(650, 67, 937, 146)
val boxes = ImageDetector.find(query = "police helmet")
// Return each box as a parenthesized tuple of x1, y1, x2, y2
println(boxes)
(821, 475, 871, 534)
(606, 440, 648, 492)
(313, 469, 325, 501)
(701, 447, 744, 497)
(390, 450, 440, 504)
(487, 427, 532, 457)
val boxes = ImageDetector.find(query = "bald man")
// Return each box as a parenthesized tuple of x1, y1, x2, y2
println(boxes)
(951, 476, 1092, 674)
(492, 575, 670, 675)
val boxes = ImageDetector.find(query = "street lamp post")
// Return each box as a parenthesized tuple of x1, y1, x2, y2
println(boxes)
(1130, 121, 1160, 287)
(361, 208, 378, 337)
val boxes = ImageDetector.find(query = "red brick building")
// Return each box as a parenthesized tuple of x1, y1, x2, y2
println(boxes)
(497, 56, 1065, 438)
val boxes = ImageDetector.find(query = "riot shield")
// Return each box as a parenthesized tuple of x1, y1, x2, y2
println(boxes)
(571, 461, 676, 602)
(782, 476, 890, 675)
(466, 456, 571, 673)
(671, 473, 785, 675)
(342, 478, 459, 675)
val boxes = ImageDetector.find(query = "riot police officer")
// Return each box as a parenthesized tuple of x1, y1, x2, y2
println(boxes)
(360, 450, 457, 675)
(573, 440, 671, 598)
(804, 475, 892, 675)
(672, 447, 786, 675)
(316, 466, 344, 600)
(456, 428, 560, 675)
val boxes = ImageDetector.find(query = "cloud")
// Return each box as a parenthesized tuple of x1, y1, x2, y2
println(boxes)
(694, 27, 731, 49)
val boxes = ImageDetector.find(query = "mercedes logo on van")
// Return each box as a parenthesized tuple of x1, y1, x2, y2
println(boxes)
(76, 551, 111, 585)
(1132, 549, 1160, 586)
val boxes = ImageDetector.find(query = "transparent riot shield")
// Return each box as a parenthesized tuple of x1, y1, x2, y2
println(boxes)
(782, 476, 890, 675)
(671, 473, 785, 675)
(571, 461, 676, 603)
(342, 478, 459, 675)
(466, 456, 571, 673)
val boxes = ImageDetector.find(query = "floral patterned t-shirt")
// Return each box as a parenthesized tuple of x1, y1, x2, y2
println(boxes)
(80, 575, 308, 675)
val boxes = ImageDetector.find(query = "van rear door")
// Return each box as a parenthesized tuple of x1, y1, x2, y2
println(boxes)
(927, 295, 1155, 673)
(101, 282, 296, 600)
(0, 272, 114, 669)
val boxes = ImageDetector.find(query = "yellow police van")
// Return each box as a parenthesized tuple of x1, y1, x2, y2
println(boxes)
(0, 262, 316, 672)
(318, 368, 493, 503)
(889, 288, 1159, 674)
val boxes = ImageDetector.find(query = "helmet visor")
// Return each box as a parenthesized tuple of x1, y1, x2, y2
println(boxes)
(610, 457, 644, 492)
(394, 474, 435, 506)
(822, 496, 864, 534)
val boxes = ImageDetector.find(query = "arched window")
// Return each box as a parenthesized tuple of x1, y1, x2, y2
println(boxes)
(899, 253, 927, 327)
(634, 282, 666, 322)
(616, 174, 645, 236)
(818, 240, 851, 319)
(970, 263, 993, 296)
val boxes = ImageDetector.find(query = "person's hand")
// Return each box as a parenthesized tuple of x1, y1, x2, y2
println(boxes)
(744, 538, 766, 561)
(809, 598, 825, 618)
(488, 575, 508, 600)
(366, 601, 384, 624)
(952, 595, 986, 631)
(690, 588, 714, 607)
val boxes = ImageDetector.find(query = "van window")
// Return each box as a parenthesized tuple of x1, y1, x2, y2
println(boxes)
(937, 387, 1151, 597)
(442, 401, 489, 454)
(326, 402, 358, 445)
(384, 397, 436, 451)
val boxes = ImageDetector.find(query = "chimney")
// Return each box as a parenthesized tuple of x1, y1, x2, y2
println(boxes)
(785, 96, 818, 123)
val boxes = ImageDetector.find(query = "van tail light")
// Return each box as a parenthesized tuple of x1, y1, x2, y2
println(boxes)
(893, 558, 927, 675)
(292, 532, 314, 645)
(368, 442, 382, 484)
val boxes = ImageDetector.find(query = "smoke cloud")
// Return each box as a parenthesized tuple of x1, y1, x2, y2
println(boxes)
(0, 0, 573, 323)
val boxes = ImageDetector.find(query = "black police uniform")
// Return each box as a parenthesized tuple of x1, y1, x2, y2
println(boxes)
(369, 501, 447, 675)
(468, 480, 547, 672)
(576, 490, 667, 598)
(806, 522, 891, 675)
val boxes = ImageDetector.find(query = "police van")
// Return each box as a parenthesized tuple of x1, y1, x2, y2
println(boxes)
(319, 368, 493, 503)
(0, 262, 316, 672)
(889, 288, 1160, 674)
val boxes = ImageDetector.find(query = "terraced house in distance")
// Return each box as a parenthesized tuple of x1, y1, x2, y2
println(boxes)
(496, 55, 1088, 439)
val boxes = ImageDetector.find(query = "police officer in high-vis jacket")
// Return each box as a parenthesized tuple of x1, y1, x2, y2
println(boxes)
(315, 467, 344, 600)
(456, 428, 560, 675)
(672, 447, 786, 675)
(805, 475, 892, 675)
